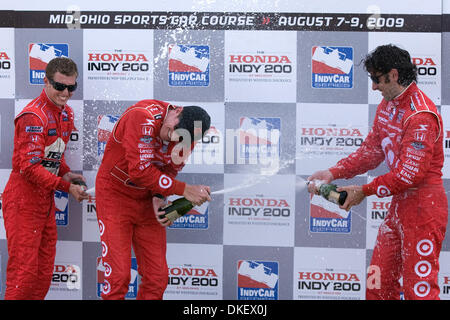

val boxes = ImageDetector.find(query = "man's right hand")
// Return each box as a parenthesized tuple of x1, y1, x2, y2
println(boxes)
(183, 184, 211, 206)
(69, 183, 89, 202)
(307, 170, 334, 195)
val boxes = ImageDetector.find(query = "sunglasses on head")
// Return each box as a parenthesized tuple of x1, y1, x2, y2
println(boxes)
(48, 78, 77, 92)
(369, 73, 386, 84)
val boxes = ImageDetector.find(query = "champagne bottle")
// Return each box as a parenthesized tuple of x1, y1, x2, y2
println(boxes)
(72, 178, 87, 189)
(318, 183, 348, 206)
(159, 197, 194, 223)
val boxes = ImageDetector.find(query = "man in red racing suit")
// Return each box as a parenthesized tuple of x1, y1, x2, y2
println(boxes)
(307, 45, 448, 300)
(95, 100, 211, 299)
(2, 57, 88, 300)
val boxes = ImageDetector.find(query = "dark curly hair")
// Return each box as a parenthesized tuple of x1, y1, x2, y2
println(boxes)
(363, 44, 417, 86)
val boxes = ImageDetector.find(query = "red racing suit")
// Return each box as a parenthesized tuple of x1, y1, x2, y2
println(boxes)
(2, 89, 74, 300)
(329, 82, 448, 300)
(95, 100, 190, 300)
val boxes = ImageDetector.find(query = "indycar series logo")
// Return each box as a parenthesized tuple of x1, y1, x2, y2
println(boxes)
(237, 260, 279, 300)
(239, 117, 281, 161)
(309, 194, 351, 233)
(54, 190, 69, 226)
(311, 46, 353, 89)
(97, 114, 119, 158)
(168, 196, 209, 229)
(168, 44, 210, 87)
(28, 43, 69, 84)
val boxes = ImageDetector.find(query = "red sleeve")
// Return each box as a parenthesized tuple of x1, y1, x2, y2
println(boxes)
(161, 141, 196, 178)
(362, 112, 439, 197)
(161, 161, 183, 180)
(15, 114, 70, 192)
(119, 109, 186, 197)
(329, 124, 385, 180)
(58, 154, 71, 178)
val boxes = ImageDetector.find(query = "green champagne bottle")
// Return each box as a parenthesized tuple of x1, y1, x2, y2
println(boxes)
(72, 178, 87, 189)
(159, 197, 194, 222)
(318, 183, 348, 206)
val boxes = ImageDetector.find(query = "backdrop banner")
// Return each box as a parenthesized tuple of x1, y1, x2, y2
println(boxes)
(0, 0, 449, 300)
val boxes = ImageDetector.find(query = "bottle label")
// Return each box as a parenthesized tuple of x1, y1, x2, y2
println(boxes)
(328, 190, 341, 205)
(164, 210, 182, 222)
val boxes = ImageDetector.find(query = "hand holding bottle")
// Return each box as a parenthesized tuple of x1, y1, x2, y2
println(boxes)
(307, 170, 366, 211)
(153, 184, 212, 226)
(306, 169, 334, 195)
(335, 185, 366, 211)
(313, 183, 348, 206)
(158, 197, 194, 224)
(152, 195, 173, 227)
(183, 184, 211, 206)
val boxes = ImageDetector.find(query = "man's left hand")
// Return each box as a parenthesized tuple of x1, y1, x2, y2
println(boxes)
(152, 196, 173, 227)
